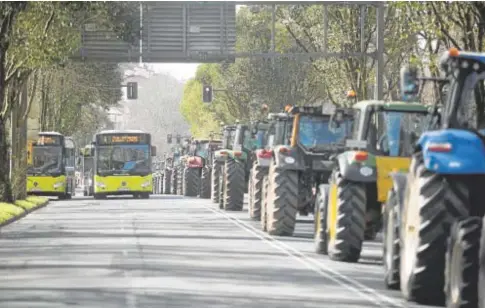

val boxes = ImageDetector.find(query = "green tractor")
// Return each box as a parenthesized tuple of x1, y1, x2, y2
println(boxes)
(249, 112, 293, 221)
(262, 104, 353, 236)
(314, 99, 430, 263)
(211, 124, 237, 204)
(213, 121, 270, 211)
(181, 138, 222, 198)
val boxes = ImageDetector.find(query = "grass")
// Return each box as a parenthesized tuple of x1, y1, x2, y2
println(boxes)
(0, 196, 49, 225)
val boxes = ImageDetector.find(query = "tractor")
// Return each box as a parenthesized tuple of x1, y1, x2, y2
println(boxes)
(313, 94, 432, 264)
(249, 112, 293, 221)
(211, 124, 237, 205)
(262, 103, 353, 237)
(384, 48, 485, 307)
(382, 66, 447, 292)
(214, 121, 270, 211)
(181, 138, 222, 198)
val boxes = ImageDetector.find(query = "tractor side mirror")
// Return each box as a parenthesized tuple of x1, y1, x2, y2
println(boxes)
(151, 146, 157, 156)
(400, 65, 420, 101)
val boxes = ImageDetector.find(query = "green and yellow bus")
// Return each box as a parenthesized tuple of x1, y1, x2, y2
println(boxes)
(91, 130, 157, 199)
(27, 132, 76, 199)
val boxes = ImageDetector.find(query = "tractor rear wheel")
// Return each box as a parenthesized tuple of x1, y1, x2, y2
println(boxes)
(327, 171, 366, 262)
(400, 152, 469, 305)
(223, 158, 245, 211)
(183, 167, 200, 197)
(200, 167, 211, 199)
(383, 189, 400, 290)
(176, 167, 183, 195)
(314, 185, 329, 255)
(248, 165, 265, 220)
(211, 161, 222, 203)
(170, 169, 177, 195)
(261, 175, 269, 231)
(163, 169, 171, 194)
(266, 163, 299, 236)
(445, 217, 481, 308)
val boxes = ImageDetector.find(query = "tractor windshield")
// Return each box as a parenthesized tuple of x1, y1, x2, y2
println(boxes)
(298, 115, 352, 149)
(195, 142, 209, 158)
(450, 76, 485, 133)
(367, 110, 428, 156)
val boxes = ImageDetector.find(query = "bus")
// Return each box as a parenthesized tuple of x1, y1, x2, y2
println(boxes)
(27, 132, 76, 199)
(91, 130, 157, 199)
(80, 144, 94, 196)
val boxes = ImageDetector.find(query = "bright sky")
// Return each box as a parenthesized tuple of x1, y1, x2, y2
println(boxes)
(148, 63, 199, 82)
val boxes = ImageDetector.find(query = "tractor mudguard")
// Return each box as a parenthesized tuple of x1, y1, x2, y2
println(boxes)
(418, 128, 485, 174)
(272, 145, 305, 171)
(253, 149, 271, 167)
(337, 151, 377, 183)
(186, 156, 203, 168)
(389, 172, 408, 219)
(228, 150, 248, 162)
(214, 149, 229, 162)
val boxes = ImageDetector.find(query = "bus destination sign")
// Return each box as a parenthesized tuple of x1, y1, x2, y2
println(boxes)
(98, 134, 147, 145)
(37, 135, 62, 146)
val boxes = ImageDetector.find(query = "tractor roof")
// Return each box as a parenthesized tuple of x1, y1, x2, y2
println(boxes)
(353, 100, 428, 112)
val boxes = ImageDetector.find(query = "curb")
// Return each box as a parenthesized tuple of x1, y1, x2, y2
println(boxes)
(0, 200, 49, 228)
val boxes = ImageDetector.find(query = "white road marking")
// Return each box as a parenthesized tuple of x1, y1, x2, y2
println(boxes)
(204, 205, 404, 308)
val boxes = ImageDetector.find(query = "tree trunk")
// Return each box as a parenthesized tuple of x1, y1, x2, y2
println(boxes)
(0, 53, 13, 203)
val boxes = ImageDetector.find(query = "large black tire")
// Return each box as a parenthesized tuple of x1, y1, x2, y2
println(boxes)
(223, 158, 245, 211)
(478, 216, 485, 308)
(200, 167, 211, 199)
(248, 165, 265, 220)
(170, 169, 178, 195)
(445, 217, 481, 308)
(314, 185, 329, 255)
(266, 162, 299, 236)
(183, 167, 200, 197)
(163, 169, 172, 194)
(218, 169, 224, 209)
(261, 175, 269, 232)
(327, 171, 366, 262)
(211, 161, 222, 203)
(176, 166, 183, 195)
(400, 152, 469, 305)
(383, 189, 400, 290)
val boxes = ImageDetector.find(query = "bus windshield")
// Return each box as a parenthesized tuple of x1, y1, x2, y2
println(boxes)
(96, 144, 150, 175)
(298, 115, 352, 149)
(28, 146, 63, 175)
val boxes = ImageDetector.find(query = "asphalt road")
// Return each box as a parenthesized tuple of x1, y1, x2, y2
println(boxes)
(0, 193, 438, 308)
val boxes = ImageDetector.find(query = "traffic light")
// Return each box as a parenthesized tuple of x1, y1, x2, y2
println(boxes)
(127, 82, 138, 100)
(202, 85, 212, 103)
(167, 134, 172, 144)
(176, 134, 181, 144)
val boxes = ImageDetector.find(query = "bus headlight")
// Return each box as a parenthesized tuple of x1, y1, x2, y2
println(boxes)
(53, 182, 64, 189)
(141, 181, 151, 188)
(96, 182, 106, 188)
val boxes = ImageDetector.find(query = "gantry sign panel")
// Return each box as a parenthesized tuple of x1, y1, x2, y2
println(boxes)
(74, 1, 236, 63)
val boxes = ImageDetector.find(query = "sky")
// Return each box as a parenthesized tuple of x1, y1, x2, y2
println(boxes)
(148, 63, 199, 82)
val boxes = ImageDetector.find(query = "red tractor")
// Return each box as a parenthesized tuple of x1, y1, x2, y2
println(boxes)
(182, 138, 222, 198)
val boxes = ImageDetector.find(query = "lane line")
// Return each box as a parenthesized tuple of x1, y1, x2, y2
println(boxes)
(204, 205, 404, 308)
(118, 202, 137, 308)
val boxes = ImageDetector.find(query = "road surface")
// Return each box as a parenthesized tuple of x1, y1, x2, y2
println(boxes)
(0, 194, 438, 308)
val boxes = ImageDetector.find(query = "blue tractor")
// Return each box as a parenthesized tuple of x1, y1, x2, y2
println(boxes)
(386, 48, 485, 307)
